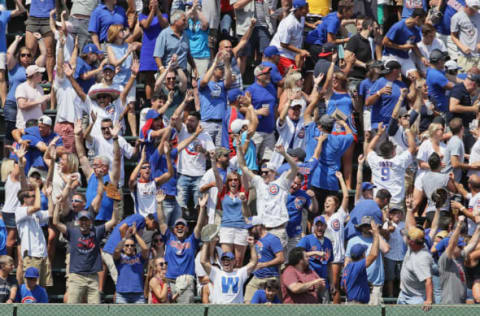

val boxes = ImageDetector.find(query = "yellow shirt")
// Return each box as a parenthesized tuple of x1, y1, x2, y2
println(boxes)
(309, 0, 331, 16)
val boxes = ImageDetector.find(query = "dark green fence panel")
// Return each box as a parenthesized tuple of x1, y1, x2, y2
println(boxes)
(208, 304, 382, 316)
(0, 304, 13, 315)
(109, 304, 207, 316)
(385, 305, 480, 316)
(16, 303, 109, 316)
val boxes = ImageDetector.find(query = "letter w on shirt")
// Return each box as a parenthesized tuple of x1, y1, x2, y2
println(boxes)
(221, 276, 239, 293)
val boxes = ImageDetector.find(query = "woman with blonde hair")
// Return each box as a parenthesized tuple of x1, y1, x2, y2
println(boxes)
(147, 256, 173, 303)
(412, 122, 447, 216)
(278, 70, 312, 116)
(106, 24, 141, 135)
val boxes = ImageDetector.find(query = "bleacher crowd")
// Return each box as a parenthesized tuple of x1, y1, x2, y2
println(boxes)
(0, 0, 480, 308)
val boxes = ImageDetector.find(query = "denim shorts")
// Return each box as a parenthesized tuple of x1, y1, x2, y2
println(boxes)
(115, 292, 145, 304)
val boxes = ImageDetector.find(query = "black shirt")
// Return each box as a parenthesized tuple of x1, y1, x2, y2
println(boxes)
(0, 275, 17, 302)
(449, 83, 475, 127)
(345, 33, 373, 79)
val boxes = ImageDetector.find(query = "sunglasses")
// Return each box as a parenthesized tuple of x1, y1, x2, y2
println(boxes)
(153, 238, 162, 242)
(228, 178, 239, 182)
(26, 194, 35, 198)
(21, 53, 32, 57)
(124, 244, 135, 248)
(261, 170, 269, 175)
(141, 165, 151, 169)
(166, 77, 176, 81)
(101, 126, 112, 131)
(72, 199, 84, 203)
(157, 262, 167, 267)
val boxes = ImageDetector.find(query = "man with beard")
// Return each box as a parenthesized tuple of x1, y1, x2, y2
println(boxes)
(297, 216, 333, 303)
(156, 191, 208, 303)
(52, 178, 120, 304)
(173, 111, 215, 219)
(244, 216, 284, 303)
(200, 232, 258, 304)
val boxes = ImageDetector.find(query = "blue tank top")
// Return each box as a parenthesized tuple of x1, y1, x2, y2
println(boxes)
(220, 193, 248, 229)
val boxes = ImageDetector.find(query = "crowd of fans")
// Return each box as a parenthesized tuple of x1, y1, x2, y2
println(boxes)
(1, 0, 480, 308)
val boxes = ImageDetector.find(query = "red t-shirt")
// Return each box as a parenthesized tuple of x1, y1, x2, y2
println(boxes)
(281, 265, 321, 304)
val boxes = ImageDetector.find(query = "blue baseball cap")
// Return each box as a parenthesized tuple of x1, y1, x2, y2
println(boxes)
(313, 216, 326, 225)
(146, 109, 161, 120)
(25, 267, 39, 279)
(264, 46, 280, 57)
(221, 252, 235, 260)
(77, 210, 92, 220)
(362, 182, 376, 191)
(293, 0, 308, 9)
(350, 244, 368, 260)
(103, 64, 115, 72)
(82, 43, 102, 55)
(227, 88, 244, 103)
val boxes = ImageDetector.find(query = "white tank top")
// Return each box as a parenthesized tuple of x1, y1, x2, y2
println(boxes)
(2, 174, 21, 214)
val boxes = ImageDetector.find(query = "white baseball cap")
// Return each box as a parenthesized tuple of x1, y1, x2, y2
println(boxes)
(445, 60, 462, 71)
(230, 119, 249, 134)
(467, 0, 480, 9)
(38, 115, 52, 126)
(26, 65, 45, 77)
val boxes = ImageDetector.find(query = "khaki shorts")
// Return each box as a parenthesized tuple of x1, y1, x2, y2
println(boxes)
(68, 273, 100, 304)
(26, 17, 52, 35)
(23, 256, 52, 287)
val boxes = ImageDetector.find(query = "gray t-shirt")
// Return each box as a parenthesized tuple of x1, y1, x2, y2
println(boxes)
(400, 248, 433, 298)
(443, 135, 465, 182)
(421, 171, 450, 214)
(438, 252, 466, 304)
(70, 0, 99, 16)
(451, 10, 480, 56)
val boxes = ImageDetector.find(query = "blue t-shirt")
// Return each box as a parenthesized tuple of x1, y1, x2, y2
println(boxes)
(435, 0, 465, 35)
(346, 235, 384, 286)
(368, 77, 407, 128)
(261, 61, 283, 86)
(186, 19, 209, 59)
(29, 0, 54, 18)
(16, 284, 48, 303)
(115, 253, 146, 293)
(199, 78, 227, 121)
(251, 289, 281, 304)
(306, 12, 340, 45)
(309, 133, 354, 191)
(67, 225, 106, 274)
(103, 214, 146, 254)
(342, 259, 370, 303)
(88, 4, 128, 42)
(286, 190, 311, 238)
(0, 11, 11, 53)
(426, 67, 449, 113)
(327, 92, 356, 134)
(220, 193, 248, 229)
(358, 78, 375, 104)
(163, 229, 199, 279)
(22, 128, 63, 173)
(246, 82, 277, 134)
(305, 122, 321, 161)
(344, 199, 383, 241)
(401, 0, 428, 18)
(383, 20, 421, 59)
(233, 131, 258, 171)
(0, 219, 6, 255)
(86, 174, 114, 221)
(150, 148, 178, 196)
(297, 235, 333, 284)
(254, 233, 284, 279)
(7, 64, 26, 104)
(74, 57, 96, 93)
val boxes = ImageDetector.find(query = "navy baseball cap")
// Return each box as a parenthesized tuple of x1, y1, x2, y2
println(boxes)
(25, 267, 40, 279)
(103, 64, 115, 72)
(175, 218, 188, 226)
(82, 43, 102, 55)
(264, 46, 280, 57)
(362, 182, 376, 191)
(221, 252, 235, 260)
(313, 216, 327, 225)
(227, 88, 244, 103)
(77, 210, 92, 220)
(350, 244, 368, 260)
(293, 0, 308, 8)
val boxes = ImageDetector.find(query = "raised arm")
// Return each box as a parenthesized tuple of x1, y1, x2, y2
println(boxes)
(335, 171, 349, 211)
(105, 196, 121, 232)
(27, 185, 42, 215)
(110, 123, 122, 187)
(52, 198, 67, 235)
(366, 122, 385, 156)
(209, 151, 224, 192)
(445, 215, 465, 259)
(91, 174, 105, 213)
(193, 193, 209, 239)
(64, 63, 87, 102)
(155, 190, 168, 235)
(245, 236, 259, 274)
(120, 59, 139, 105)
(154, 142, 174, 185)
(113, 226, 135, 260)
(277, 145, 298, 182)
(6, 35, 22, 71)
(74, 119, 93, 178)
(366, 221, 380, 267)
(129, 147, 145, 190)
(235, 134, 256, 180)
(232, 18, 256, 57)
(135, 226, 150, 260)
(354, 154, 365, 203)
(200, 241, 212, 275)
(176, 117, 202, 152)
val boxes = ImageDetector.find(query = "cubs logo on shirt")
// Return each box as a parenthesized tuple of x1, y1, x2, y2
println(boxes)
(21, 296, 37, 303)
(268, 184, 280, 196)
(331, 219, 341, 232)
(255, 241, 264, 259)
(297, 127, 305, 139)
(294, 197, 306, 210)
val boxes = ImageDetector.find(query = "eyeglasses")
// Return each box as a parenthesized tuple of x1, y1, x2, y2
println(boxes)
(157, 262, 167, 267)
(101, 126, 112, 131)
(26, 194, 35, 198)
(166, 77, 176, 81)
(21, 53, 32, 57)
(124, 244, 135, 248)
(228, 178, 239, 182)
